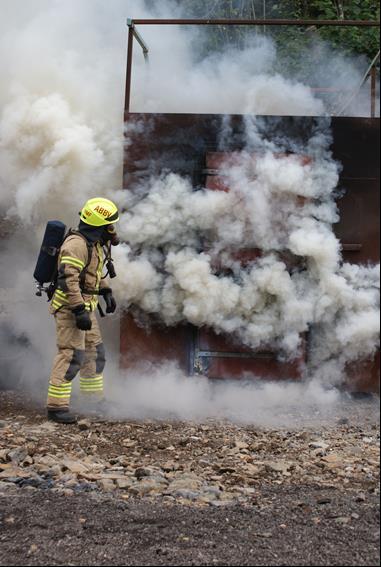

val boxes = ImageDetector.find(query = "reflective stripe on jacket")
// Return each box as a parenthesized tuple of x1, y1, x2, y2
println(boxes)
(50, 233, 107, 314)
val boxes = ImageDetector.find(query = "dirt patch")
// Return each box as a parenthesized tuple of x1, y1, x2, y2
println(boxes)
(0, 486, 379, 566)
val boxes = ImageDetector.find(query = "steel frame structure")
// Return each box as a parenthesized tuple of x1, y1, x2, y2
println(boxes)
(125, 18, 380, 115)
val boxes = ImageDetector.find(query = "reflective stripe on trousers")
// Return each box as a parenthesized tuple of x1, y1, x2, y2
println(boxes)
(79, 343, 106, 397)
(47, 310, 105, 410)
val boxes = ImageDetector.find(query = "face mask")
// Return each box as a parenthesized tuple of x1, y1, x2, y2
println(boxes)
(101, 225, 120, 246)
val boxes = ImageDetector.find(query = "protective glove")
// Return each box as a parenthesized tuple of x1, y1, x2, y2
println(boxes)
(72, 304, 92, 331)
(100, 288, 117, 314)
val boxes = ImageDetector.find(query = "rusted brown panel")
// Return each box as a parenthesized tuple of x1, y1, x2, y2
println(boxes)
(124, 115, 380, 181)
(331, 118, 380, 179)
(203, 355, 305, 381)
(206, 152, 242, 170)
(198, 328, 258, 354)
(344, 352, 380, 394)
(205, 175, 229, 192)
(120, 314, 190, 373)
(205, 151, 312, 169)
(123, 113, 221, 186)
(197, 328, 307, 379)
(122, 113, 379, 389)
(323, 120, 379, 393)
(335, 179, 380, 264)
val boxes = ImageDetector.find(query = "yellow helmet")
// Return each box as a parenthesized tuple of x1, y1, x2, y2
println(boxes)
(80, 197, 119, 227)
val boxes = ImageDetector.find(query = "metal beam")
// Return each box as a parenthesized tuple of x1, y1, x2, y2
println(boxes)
(125, 20, 150, 115)
(125, 24, 134, 114)
(371, 66, 377, 118)
(131, 18, 380, 27)
(133, 27, 149, 61)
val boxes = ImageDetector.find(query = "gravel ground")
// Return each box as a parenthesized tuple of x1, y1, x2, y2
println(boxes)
(0, 390, 379, 566)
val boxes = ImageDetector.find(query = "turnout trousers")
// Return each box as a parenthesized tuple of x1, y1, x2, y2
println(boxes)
(47, 310, 106, 410)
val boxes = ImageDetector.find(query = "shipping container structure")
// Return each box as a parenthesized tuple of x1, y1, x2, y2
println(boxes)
(122, 19, 380, 393)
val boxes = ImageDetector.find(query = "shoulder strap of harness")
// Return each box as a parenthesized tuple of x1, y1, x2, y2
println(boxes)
(66, 229, 93, 290)
(48, 230, 93, 305)
(49, 229, 93, 300)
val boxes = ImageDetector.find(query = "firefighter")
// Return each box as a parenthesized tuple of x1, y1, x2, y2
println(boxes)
(47, 197, 119, 424)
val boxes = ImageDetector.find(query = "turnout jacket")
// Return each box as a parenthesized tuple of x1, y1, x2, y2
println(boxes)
(50, 233, 109, 314)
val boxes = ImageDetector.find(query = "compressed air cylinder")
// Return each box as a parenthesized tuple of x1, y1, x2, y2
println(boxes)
(33, 221, 66, 284)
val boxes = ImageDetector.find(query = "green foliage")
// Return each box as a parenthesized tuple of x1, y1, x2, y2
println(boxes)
(273, 0, 380, 59)
(171, 0, 379, 61)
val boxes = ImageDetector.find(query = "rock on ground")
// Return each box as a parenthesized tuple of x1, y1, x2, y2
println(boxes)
(0, 390, 379, 566)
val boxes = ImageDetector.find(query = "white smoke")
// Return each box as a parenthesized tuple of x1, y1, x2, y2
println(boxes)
(0, 93, 122, 225)
(112, 123, 379, 380)
(133, 34, 325, 115)
(0, 0, 377, 223)
(104, 360, 343, 427)
(0, 0, 379, 422)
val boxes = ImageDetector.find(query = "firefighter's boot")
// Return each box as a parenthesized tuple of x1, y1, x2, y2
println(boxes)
(79, 398, 108, 418)
(47, 409, 78, 424)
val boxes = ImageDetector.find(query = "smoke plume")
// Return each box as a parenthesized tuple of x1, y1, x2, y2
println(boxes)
(0, 0, 379, 423)
(113, 118, 379, 381)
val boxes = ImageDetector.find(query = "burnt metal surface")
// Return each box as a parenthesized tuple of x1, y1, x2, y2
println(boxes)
(194, 328, 307, 381)
(194, 355, 306, 381)
(124, 114, 380, 175)
(345, 351, 380, 394)
(120, 315, 191, 374)
(121, 113, 380, 391)
(336, 179, 379, 264)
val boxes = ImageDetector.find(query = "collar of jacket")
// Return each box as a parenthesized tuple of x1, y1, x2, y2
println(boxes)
(77, 221, 105, 244)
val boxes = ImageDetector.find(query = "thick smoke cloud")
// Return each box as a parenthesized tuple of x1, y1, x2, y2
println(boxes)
(113, 120, 379, 382)
(0, 0, 379, 421)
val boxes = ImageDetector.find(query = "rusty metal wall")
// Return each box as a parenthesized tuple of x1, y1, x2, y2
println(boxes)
(122, 114, 380, 392)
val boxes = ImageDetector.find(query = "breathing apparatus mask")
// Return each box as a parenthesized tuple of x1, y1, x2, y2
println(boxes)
(101, 224, 119, 279)
(101, 224, 120, 247)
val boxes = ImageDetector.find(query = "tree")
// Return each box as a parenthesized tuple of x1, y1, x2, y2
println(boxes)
(170, 0, 379, 61)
